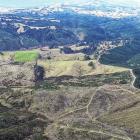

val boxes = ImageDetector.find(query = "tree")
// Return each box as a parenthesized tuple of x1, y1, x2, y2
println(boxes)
(0, 52, 4, 61)
(84, 55, 91, 61)
(88, 61, 96, 69)
(34, 65, 45, 82)
(47, 56, 51, 60)
(61, 47, 74, 54)
(0, 52, 4, 55)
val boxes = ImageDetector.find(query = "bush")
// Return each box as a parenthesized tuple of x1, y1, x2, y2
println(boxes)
(84, 55, 91, 61)
(47, 56, 51, 60)
(88, 61, 96, 69)
(61, 47, 74, 54)
(34, 66, 45, 82)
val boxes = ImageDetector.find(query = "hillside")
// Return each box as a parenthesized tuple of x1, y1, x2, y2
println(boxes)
(1, 47, 138, 140)
(1, 1, 140, 140)
(100, 38, 140, 69)
(1, 70, 140, 140)
(0, 2, 139, 51)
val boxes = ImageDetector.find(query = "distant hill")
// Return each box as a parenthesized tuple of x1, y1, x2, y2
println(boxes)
(0, 2, 140, 55)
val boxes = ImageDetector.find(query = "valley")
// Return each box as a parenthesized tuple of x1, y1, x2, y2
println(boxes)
(0, 45, 139, 140)
(0, 1, 140, 140)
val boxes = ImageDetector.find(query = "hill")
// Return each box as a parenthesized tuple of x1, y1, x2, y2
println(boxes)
(1, 1, 140, 140)
(0, 2, 139, 51)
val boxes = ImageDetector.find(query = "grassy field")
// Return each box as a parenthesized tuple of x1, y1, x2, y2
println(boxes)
(0, 49, 128, 78)
(38, 60, 128, 77)
(14, 51, 39, 62)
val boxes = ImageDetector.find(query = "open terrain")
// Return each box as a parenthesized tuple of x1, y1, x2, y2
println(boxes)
(0, 1, 140, 140)
(0, 71, 140, 140)
(0, 49, 128, 77)
(14, 51, 39, 62)
(0, 47, 140, 140)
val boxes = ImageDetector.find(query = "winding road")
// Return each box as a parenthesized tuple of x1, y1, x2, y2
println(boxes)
(129, 69, 137, 88)
(95, 44, 138, 89)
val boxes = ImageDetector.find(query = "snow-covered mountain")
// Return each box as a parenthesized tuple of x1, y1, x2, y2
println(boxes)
(0, 0, 139, 18)
(0, 7, 14, 13)
(0, 0, 140, 51)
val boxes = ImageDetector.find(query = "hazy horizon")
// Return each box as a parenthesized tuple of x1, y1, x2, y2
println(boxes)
(0, 0, 140, 8)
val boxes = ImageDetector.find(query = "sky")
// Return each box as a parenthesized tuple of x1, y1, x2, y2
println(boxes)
(0, 0, 140, 8)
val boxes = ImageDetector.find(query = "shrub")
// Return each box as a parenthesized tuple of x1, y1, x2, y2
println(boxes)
(88, 61, 96, 69)
(84, 55, 91, 61)
(47, 56, 51, 60)
(34, 66, 45, 82)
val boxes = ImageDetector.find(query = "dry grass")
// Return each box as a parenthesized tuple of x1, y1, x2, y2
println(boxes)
(1, 49, 128, 78)
(38, 60, 128, 77)
(100, 106, 140, 134)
